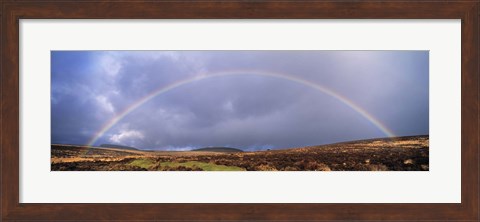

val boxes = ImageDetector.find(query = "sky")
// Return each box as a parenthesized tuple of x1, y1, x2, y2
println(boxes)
(51, 51, 429, 151)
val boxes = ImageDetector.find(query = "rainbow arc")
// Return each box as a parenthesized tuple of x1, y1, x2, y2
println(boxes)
(87, 70, 395, 147)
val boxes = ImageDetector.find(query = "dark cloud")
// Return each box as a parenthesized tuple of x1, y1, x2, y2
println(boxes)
(51, 51, 429, 150)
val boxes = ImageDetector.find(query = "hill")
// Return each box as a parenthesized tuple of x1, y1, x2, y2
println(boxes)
(100, 144, 139, 151)
(52, 135, 428, 171)
(192, 147, 243, 152)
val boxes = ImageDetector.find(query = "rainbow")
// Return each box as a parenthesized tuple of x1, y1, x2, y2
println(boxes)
(87, 70, 395, 147)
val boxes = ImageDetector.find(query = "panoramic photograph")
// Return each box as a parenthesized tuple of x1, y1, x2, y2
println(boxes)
(51, 51, 429, 171)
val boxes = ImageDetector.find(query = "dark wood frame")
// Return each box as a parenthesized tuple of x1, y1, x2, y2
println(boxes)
(1, 1, 478, 221)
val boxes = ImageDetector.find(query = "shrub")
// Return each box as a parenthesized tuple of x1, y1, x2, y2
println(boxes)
(255, 164, 278, 171)
(368, 164, 389, 171)
(283, 166, 299, 171)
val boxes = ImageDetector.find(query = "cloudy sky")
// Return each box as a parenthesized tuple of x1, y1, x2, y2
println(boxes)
(51, 51, 428, 151)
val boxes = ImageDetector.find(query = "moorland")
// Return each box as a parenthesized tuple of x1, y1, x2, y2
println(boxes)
(51, 135, 428, 171)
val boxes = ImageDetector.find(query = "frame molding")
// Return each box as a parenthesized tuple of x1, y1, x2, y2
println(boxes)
(1, 1, 478, 221)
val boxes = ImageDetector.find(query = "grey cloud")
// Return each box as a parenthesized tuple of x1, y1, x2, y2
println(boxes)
(51, 51, 429, 150)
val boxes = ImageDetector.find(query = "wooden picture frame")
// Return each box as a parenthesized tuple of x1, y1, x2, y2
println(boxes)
(1, 1, 478, 221)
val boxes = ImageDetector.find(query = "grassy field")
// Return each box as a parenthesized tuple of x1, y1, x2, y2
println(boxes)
(51, 135, 429, 171)
(127, 158, 244, 171)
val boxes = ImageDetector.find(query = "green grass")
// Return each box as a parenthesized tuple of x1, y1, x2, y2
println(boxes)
(128, 158, 155, 169)
(160, 161, 244, 171)
(128, 158, 245, 171)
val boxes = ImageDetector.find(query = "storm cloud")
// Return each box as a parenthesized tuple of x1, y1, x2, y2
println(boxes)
(51, 51, 429, 150)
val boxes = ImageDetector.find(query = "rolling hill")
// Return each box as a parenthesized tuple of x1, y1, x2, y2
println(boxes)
(191, 147, 243, 152)
(100, 144, 139, 151)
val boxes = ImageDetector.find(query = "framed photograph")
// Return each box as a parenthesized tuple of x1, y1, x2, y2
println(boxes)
(1, 1, 478, 221)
